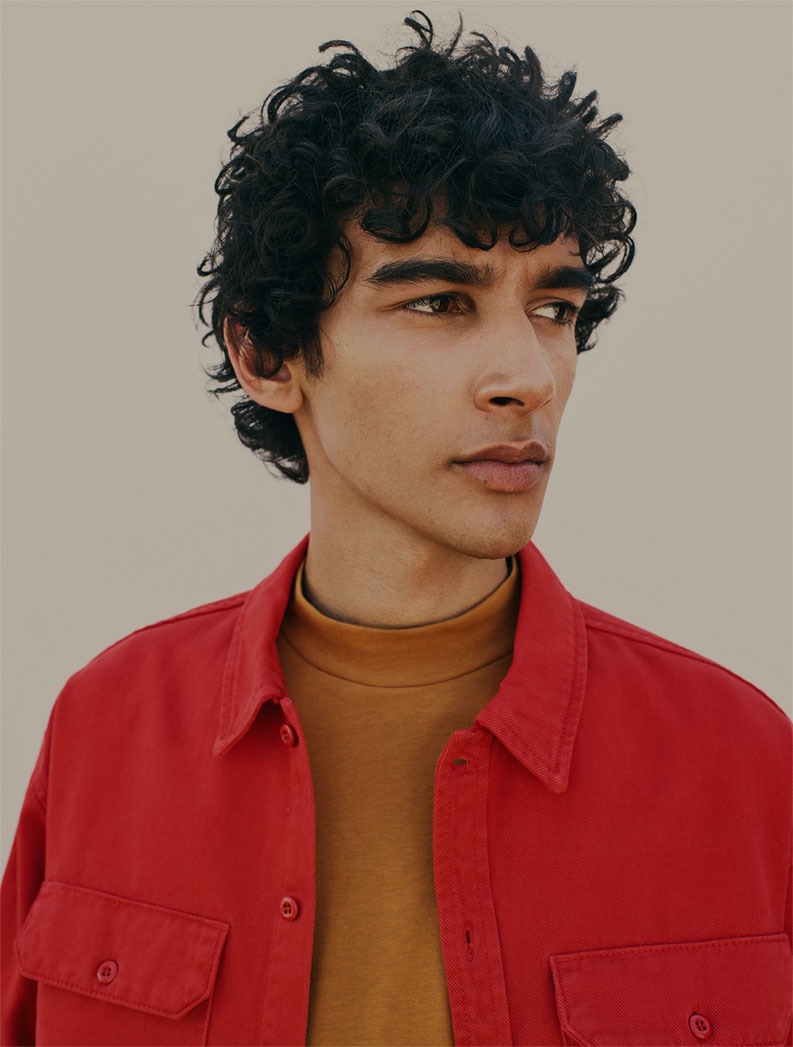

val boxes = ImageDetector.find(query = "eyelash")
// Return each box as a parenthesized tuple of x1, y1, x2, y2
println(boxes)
(402, 293, 580, 326)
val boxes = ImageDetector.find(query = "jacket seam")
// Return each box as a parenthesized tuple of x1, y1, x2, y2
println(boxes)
(582, 615, 787, 716)
(76, 596, 249, 675)
(554, 932, 788, 963)
(16, 885, 229, 1020)
(28, 776, 47, 815)
(38, 881, 229, 929)
(550, 595, 587, 779)
(553, 935, 790, 1046)
(11, 967, 207, 1020)
(27, 721, 52, 814)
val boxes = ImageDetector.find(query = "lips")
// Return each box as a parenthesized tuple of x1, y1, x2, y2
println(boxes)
(454, 442, 550, 493)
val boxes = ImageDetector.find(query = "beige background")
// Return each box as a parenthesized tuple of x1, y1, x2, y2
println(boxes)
(2, 0, 791, 866)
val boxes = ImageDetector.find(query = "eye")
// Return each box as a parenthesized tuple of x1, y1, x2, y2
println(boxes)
(532, 301, 580, 326)
(402, 293, 464, 315)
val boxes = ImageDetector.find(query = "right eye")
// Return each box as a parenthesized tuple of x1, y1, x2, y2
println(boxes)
(402, 293, 465, 315)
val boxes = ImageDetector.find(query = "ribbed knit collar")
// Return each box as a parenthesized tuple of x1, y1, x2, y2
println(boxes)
(277, 558, 521, 688)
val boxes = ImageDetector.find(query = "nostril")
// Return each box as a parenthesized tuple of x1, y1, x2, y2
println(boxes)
(490, 396, 523, 406)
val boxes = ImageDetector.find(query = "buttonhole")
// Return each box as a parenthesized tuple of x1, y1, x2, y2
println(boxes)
(452, 758, 467, 768)
(465, 929, 472, 944)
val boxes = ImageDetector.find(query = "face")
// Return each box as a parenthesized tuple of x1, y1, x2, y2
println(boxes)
(283, 222, 587, 561)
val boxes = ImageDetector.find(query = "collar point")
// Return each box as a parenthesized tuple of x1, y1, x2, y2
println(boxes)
(541, 767, 572, 794)
(213, 734, 235, 758)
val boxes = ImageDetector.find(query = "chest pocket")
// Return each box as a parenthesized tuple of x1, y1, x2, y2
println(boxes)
(550, 933, 792, 1046)
(15, 881, 229, 1047)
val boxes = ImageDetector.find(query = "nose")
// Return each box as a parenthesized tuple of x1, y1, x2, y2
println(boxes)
(473, 319, 557, 415)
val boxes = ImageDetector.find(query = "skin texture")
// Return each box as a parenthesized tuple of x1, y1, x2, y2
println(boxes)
(227, 222, 587, 627)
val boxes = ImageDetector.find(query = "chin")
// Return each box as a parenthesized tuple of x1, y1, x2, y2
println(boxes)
(437, 515, 540, 561)
(458, 535, 534, 560)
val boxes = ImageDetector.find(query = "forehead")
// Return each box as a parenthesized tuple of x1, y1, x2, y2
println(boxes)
(342, 219, 584, 284)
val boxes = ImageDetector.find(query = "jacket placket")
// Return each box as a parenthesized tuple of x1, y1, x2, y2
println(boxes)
(255, 696, 317, 1046)
(433, 725, 512, 1046)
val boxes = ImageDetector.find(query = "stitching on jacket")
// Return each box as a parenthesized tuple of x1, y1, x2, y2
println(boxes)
(14, 968, 206, 1020)
(554, 933, 788, 964)
(201, 922, 229, 1032)
(550, 593, 587, 778)
(28, 776, 47, 816)
(495, 588, 584, 785)
(199, 925, 227, 1021)
(124, 594, 248, 633)
(27, 729, 51, 815)
(550, 962, 574, 1039)
(43, 881, 229, 930)
(580, 605, 789, 718)
(478, 735, 513, 1043)
(217, 601, 246, 743)
(76, 594, 249, 680)
(18, 884, 230, 1020)
(552, 936, 791, 1047)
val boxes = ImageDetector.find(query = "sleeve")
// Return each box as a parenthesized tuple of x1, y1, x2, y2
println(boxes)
(785, 855, 792, 1047)
(1, 723, 51, 1047)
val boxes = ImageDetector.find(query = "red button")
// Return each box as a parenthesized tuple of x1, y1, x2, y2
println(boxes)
(279, 724, 297, 747)
(96, 960, 118, 984)
(689, 1013, 712, 1040)
(279, 896, 299, 921)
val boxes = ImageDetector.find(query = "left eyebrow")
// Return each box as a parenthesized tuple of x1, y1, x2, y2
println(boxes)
(533, 265, 595, 293)
(363, 258, 594, 294)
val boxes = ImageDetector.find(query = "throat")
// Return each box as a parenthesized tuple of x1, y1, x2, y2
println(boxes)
(301, 545, 512, 629)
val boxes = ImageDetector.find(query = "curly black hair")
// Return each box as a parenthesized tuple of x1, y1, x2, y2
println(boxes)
(197, 11, 636, 482)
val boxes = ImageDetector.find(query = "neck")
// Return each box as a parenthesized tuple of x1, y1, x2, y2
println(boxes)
(303, 512, 509, 629)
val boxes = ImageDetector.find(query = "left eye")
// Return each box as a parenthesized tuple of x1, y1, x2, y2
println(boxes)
(532, 302, 579, 326)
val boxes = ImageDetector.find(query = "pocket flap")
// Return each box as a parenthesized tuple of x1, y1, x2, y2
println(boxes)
(550, 933, 792, 1046)
(15, 882, 229, 1020)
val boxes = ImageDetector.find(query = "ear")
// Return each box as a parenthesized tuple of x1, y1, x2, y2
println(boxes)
(224, 318, 304, 414)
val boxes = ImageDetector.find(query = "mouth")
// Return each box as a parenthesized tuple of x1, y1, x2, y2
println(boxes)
(453, 441, 550, 493)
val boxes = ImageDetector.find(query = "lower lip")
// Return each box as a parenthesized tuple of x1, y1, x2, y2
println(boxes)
(455, 460, 545, 492)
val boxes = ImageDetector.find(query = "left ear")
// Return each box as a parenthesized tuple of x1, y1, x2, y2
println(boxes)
(223, 319, 304, 415)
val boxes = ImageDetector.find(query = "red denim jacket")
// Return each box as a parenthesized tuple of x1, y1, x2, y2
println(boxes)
(2, 539, 791, 1046)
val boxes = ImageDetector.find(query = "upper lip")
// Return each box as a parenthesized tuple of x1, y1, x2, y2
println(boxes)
(456, 441, 550, 464)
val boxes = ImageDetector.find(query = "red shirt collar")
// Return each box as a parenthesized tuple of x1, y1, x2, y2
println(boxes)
(214, 536, 586, 793)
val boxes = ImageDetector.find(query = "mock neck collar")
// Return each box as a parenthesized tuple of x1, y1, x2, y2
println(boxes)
(277, 558, 520, 687)
(214, 536, 587, 793)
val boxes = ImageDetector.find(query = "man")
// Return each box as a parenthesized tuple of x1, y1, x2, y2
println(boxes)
(2, 11, 790, 1047)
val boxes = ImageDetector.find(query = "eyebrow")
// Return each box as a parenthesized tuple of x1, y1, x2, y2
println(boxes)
(364, 258, 497, 287)
(363, 257, 595, 293)
(534, 264, 595, 293)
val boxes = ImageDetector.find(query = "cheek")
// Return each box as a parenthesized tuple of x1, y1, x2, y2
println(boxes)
(307, 361, 435, 473)
(554, 352, 577, 410)
(323, 350, 443, 434)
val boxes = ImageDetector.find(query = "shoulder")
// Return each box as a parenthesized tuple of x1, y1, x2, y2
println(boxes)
(52, 590, 251, 724)
(577, 599, 791, 742)
(49, 539, 306, 737)
(82, 590, 249, 675)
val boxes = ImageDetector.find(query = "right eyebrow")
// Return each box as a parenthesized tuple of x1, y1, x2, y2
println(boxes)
(363, 258, 497, 287)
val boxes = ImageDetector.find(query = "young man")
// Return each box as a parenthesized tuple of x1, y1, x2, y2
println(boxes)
(2, 12, 791, 1047)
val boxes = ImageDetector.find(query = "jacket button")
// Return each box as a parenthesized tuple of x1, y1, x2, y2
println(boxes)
(279, 896, 300, 921)
(279, 724, 297, 746)
(689, 1013, 712, 1040)
(96, 960, 118, 984)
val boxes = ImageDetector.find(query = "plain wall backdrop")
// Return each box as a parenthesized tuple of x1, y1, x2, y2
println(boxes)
(2, 0, 791, 866)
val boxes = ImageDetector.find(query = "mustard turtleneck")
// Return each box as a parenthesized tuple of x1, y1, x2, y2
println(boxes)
(276, 558, 521, 1046)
